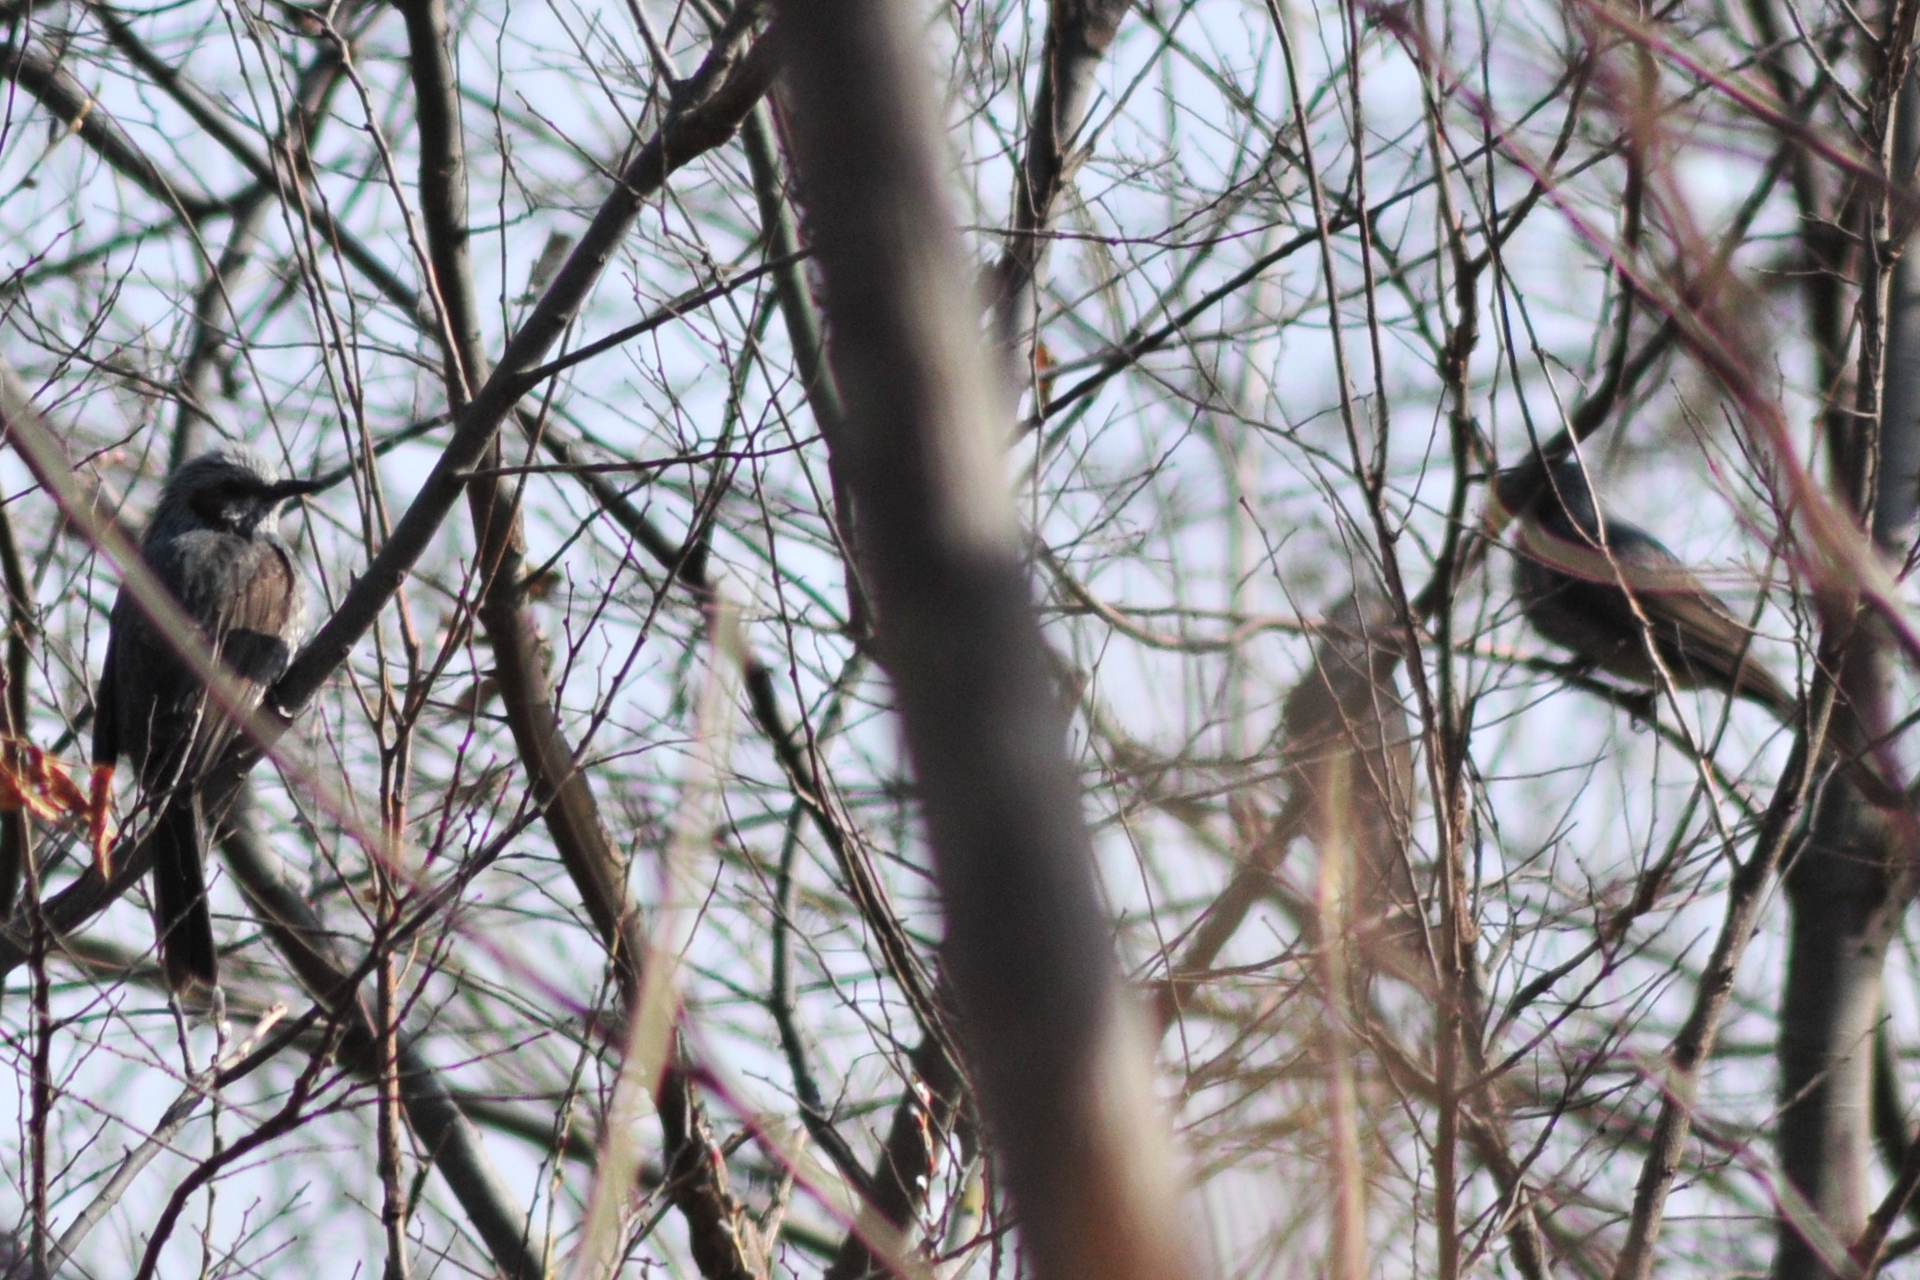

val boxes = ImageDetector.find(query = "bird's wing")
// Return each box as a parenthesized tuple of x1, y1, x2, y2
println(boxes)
(1515, 518, 1703, 594)
(206, 538, 299, 686)
(131, 531, 298, 787)
(104, 579, 197, 781)
(1519, 517, 1791, 709)
(1633, 584, 1794, 712)
(1556, 527, 1793, 710)
(188, 536, 297, 778)
(1604, 533, 1787, 698)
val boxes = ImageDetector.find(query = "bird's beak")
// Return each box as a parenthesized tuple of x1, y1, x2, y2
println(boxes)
(264, 476, 328, 503)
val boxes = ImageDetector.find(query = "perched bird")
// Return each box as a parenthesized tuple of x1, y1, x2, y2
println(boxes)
(1502, 457, 1795, 720)
(1278, 586, 1420, 975)
(92, 448, 319, 991)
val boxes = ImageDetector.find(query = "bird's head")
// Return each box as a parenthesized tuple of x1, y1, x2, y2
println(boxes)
(1487, 454, 1606, 541)
(158, 448, 323, 538)
(1530, 457, 1605, 539)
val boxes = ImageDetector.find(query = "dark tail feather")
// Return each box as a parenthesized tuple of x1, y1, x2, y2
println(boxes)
(152, 798, 216, 991)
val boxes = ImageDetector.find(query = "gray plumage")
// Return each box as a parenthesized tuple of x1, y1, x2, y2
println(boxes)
(93, 447, 318, 991)
(1509, 458, 1795, 719)
(1503, 459, 1914, 808)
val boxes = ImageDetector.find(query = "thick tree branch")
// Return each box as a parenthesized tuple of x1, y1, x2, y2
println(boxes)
(803, 4, 1147, 1263)
(398, 0, 645, 986)
(988, 0, 1129, 397)
(773, 1, 1197, 1277)
(206, 18, 775, 796)
(0, 42, 221, 219)
(401, 4, 772, 1274)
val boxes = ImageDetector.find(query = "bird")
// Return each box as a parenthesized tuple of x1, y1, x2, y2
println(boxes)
(1278, 586, 1419, 973)
(91, 448, 320, 992)
(1502, 457, 1796, 720)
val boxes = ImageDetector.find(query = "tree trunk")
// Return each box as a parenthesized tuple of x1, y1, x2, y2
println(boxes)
(1772, 65, 1920, 1280)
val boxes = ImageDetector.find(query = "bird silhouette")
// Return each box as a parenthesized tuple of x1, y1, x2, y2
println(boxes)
(1278, 587, 1420, 979)
(1505, 458, 1795, 720)
(92, 448, 319, 991)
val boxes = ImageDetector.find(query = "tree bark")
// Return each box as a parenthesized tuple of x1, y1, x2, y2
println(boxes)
(770, 1, 1198, 1276)
(1772, 62, 1920, 1280)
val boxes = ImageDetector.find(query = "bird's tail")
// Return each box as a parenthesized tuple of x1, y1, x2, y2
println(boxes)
(1733, 660, 1797, 723)
(151, 797, 216, 992)
(1736, 665, 1913, 809)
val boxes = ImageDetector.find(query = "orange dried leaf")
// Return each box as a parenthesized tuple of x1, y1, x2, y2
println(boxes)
(36, 748, 90, 817)
(89, 763, 115, 877)
(0, 743, 60, 820)
(1033, 339, 1059, 413)
(0, 769, 50, 819)
(0, 738, 113, 847)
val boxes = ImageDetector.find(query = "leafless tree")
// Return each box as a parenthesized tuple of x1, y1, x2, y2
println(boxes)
(5, 0, 1920, 1275)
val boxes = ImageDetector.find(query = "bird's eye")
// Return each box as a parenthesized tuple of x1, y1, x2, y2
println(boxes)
(189, 479, 251, 526)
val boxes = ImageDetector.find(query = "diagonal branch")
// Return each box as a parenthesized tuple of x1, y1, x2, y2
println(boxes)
(818, 1, 1139, 1265)
(0, 42, 222, 219)
(399, 4, 771, 1274)
(212, 17, 776, 789)
(397, 0, 645, 983)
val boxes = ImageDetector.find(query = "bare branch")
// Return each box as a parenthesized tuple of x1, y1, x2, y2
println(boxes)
(774, 1, 1198, 1276)
(0, 41, 221, 219)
